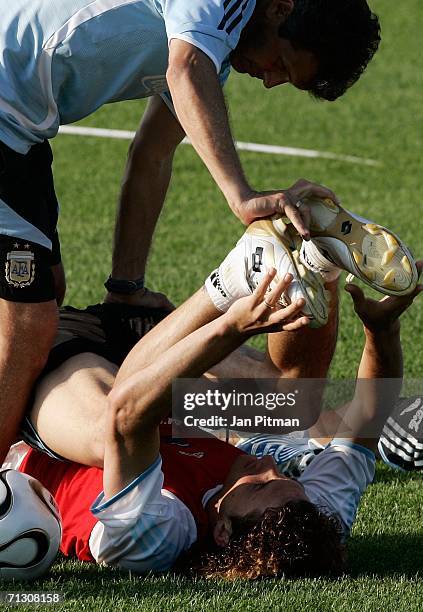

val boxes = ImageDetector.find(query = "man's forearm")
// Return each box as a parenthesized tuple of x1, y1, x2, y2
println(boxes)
(358, 323, 403, 380)
(343, 324, 403, 448)
(111, 153, 172, 280)
(112, 314, 244, 428)
(109, 96, 185, 285)
(167, 40, 251, 215)
(167, 41, 337, 232)
(105, 309, 243, 497)
(316, 326, 404, 445)
(112, 273, 309, 428)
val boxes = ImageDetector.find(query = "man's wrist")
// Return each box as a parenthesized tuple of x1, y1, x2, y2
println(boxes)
(364, 321, 401, 344)
(104, 276, 145, 295)
(219, 311, 251, 340)
(227, 184, 255, 214)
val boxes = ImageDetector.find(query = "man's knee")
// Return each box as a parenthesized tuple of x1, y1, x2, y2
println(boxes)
(0, 300, 58, 370)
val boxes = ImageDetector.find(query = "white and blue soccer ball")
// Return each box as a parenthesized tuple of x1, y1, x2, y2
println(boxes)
(0, 469, 62, 581)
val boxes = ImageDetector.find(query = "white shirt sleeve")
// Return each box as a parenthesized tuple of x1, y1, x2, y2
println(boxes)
(1, 442, 31, 470)
(162, 0, 256, 72)
(89, 456, 197, 573)
(298, 440, 376, 537)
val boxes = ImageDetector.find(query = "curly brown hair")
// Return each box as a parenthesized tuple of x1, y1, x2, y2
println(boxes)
(177, 500, 346, 580)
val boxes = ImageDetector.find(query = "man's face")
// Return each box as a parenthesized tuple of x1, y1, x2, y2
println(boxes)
(231, 37, 318, 89)
(217, 454, 308, 527)
(230, 1, 318, 90)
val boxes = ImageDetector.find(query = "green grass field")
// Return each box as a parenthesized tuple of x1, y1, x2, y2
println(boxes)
(4, 0, 423, 609)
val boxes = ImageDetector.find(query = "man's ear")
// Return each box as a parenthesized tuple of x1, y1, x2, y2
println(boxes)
(213, 516, 233, 548)
(266, 0, 294, 24)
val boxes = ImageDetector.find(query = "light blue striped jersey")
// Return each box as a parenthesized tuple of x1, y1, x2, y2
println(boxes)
(0, 0, 256, 153)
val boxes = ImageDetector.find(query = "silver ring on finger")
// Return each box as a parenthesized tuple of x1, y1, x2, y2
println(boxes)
(264, 300, 275, 309)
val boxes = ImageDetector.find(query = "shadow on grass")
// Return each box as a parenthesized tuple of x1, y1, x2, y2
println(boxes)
(4, 534, 422, 600)
(23, 564, 245, 600)
(60, 533, 423, 591)
(0, 564, 199, 601)
(348, 534, 423, 578)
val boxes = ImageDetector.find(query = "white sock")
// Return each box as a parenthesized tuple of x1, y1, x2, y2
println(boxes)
(204, 243, 251, 312)
(205, 268, 234, 312)
(204, 240, 302, 312)
(300, 240, 341, 282)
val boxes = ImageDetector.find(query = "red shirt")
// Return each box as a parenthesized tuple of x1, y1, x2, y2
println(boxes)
(19, 427, 243, 562)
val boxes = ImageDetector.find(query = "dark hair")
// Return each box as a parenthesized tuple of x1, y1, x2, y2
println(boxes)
(279, 0, 381, 101)
(177, 500, 346, 580)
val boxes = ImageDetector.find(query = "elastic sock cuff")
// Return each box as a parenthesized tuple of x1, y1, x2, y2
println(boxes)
(204, 269, 231, 312)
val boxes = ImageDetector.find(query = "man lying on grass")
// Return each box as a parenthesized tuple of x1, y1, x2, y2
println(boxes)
(4, 257, 422, 578)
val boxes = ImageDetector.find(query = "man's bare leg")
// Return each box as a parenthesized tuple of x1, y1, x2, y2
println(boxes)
(27, 270, 312, 467)
(29, 353, 117, 467)
(213, 279, 341, 433)
(0, 299, 58, 462)
(25, 288, 238, 467)
(104, 274, 308, 497)
(115, 277, 339, 387)
(26, 288, 223, 465)
(266, 279, 339, 378)
(114, 288, 221, 385)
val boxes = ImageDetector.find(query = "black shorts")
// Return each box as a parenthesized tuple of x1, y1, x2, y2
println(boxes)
(20, 302, 172, 459)
(0, 139, 61, 302)
(40, 302, 171, 375)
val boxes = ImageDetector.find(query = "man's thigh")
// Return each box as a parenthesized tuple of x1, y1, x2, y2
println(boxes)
(28, 353, 118, 467)
(19, 303, 170, 465)
(0, 140, 61, 303)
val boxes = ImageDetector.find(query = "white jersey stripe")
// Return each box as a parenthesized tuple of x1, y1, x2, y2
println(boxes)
(386, 417, 423, 449)
(0, 198, 52, 250)
(44, 0, 146, 50)
(0, 0, 145, 134)
(380, 437, 414, 464)
(0, 0, 250, 152)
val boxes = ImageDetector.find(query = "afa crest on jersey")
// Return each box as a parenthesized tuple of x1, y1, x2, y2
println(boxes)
(5, 250, 35, 287)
